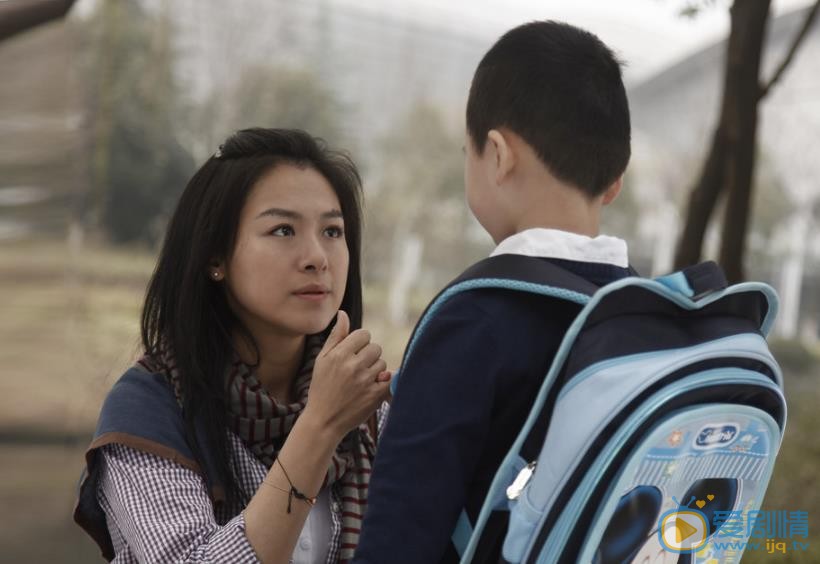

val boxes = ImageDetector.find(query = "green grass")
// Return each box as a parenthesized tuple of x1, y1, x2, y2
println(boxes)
(0, 240, 152, 433)
(0, 239, 422, 433)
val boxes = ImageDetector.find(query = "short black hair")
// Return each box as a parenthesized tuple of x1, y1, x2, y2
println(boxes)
(466, 20, 631, 198)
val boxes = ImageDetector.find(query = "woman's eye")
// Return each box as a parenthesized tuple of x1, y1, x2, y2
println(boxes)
(324, 226, 344, 238)
(269, 225, 294, 236)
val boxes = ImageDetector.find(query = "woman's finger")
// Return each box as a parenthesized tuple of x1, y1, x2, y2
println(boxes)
(355, 343, 383, 369)
(334, 328, 371, 357)
(319, 310, 349, 355)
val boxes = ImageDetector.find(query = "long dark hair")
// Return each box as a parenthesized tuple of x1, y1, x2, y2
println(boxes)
(141, 128, 364, 506)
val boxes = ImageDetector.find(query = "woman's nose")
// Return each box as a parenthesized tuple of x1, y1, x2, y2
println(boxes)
(299, 235, 329, 272)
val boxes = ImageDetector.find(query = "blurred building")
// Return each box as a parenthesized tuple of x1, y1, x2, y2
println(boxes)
(628, 5, 820, 340)
(0, 16, 84, 241)
(3, 0, 818, 339)
(169, 0, 488, 161)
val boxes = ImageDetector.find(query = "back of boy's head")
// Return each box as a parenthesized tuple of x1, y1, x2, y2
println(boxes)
(466, 20, 631, 198)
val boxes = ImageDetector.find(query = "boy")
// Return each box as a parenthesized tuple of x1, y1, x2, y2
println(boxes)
(354, 21, 633, 563)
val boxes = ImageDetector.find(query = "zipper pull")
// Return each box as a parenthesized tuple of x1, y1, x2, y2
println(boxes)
(506, 461, 537, 500)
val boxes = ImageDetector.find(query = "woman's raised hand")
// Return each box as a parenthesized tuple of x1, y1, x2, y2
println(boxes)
(303, 311, 391, 440)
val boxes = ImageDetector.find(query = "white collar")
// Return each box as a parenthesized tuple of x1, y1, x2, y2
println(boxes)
(489, 228, 629, 268)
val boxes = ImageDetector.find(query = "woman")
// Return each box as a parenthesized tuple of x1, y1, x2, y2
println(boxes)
(74, 128, 391, 563)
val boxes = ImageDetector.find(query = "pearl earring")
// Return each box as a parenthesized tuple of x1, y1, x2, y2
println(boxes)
(212, 271, 220, 280)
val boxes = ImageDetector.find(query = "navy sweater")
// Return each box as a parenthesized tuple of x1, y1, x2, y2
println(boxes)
(354, 258, 632, 563)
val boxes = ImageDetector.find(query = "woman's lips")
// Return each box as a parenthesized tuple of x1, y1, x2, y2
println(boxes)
(293, 291, 329, 302)
(293, 283, 330, 302)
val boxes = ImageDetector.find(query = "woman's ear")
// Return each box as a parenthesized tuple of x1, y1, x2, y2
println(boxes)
(486, 129, 515, 185)
(208, 259, 225, 281)
(602, 175, 624, 205)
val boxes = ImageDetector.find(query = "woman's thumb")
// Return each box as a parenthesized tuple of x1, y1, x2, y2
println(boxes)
(323, 310, 349, 351)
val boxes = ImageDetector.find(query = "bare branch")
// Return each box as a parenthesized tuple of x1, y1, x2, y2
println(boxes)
(759, 0, 820, 100)
(0, 0, 75, 43)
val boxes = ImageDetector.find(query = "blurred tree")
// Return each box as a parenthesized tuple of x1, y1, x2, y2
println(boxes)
(600, 168, 641, 245)
(80, 0, 194, 245)
(674, 0, 820, 282)
(748, 149, 792, 253)
(233, 66, 343, 140)
(364, 103, 483, 323)
(697, 148, 794, 266)
(190, 64, 349, 162)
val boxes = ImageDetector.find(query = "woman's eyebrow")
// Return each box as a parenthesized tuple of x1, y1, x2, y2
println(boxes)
(255, 208, 343, 220)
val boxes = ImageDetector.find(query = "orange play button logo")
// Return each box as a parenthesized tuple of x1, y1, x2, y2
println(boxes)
(675, 518, 698, 543)
(659, 510, 709, 552)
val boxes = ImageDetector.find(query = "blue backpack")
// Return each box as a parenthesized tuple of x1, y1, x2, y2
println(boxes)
(395, 256, 786, 563)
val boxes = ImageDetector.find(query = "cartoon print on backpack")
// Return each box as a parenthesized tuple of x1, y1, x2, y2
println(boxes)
(592, 485, 664, 563)
(593, 478, 740, 564)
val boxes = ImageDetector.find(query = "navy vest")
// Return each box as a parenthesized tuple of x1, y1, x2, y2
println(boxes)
(73, 365, 223, 561)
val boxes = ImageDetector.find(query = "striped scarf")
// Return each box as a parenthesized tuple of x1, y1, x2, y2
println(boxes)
(141, 336, 376, 563)
(224, 335, 376, 562)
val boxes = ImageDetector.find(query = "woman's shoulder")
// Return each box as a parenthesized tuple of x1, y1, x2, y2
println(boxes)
(108, 360, 175, 397)
(97, 364, 181, 430)
(90, 362, 197, 468)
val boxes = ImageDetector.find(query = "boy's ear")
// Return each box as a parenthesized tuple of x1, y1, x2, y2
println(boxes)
(601, 175, 623, 205)
(486, 129, 515, 185)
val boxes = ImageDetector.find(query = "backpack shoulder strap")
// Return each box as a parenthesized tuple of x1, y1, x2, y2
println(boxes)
(453, 254, 600, 295)
(392, 255, 599, 394)
(655, 260, 728, 299)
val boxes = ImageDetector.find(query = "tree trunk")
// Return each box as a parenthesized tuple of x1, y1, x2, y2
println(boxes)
(673, 126, 729, 270)
(718, 0, 771, 283)
(674, 0, 771, 280)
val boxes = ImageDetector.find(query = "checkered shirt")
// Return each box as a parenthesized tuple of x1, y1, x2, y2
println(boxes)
(96, 404, 389, 563)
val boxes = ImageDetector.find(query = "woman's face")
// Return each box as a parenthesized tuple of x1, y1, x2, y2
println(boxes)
(221, 163, 349, 339)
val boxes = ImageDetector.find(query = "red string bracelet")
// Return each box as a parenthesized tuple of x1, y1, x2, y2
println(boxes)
(268, 458, 318, 513)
